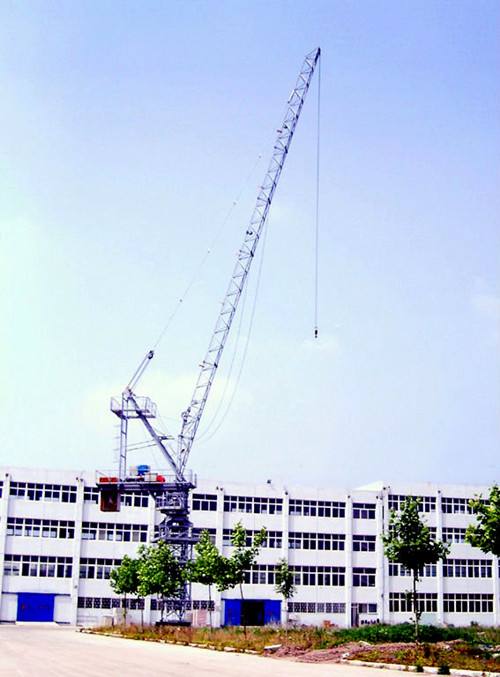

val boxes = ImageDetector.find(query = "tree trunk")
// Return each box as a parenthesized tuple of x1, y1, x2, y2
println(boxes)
(412, 573, 420, 644)
(122, 594, 127, 625)
(208, 584, 213, 630)
(239, 582, 247, 637)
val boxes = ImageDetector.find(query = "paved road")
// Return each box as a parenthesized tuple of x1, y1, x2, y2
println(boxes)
(0, 624, 406, 677)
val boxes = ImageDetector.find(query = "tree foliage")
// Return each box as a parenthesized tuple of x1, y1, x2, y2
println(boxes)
(187, 530, 224, 627)
(383, 498, 449, 641)
(465, 485, 500, 556)
(137, 541, 184, 600)
(109, 554, 141, 624)
(274, 558, 296, 602)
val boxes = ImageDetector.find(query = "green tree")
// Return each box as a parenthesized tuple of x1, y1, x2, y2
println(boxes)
(274, 558, 296, 628)
(221, 522, 267, 634)
(187, 530, 224, 628)
(109, 554, 140, 625)
(466, 485, 500, 556)
(137, 541, 184, 621)
(383, 498, 449, 642)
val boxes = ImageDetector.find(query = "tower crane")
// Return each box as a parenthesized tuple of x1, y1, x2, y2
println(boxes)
(98, 47, 321, 622)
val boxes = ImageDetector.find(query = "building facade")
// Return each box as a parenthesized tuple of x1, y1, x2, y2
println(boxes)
(0, 467, 497, 627)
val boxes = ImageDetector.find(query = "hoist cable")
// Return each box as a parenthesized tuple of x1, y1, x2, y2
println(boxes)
(314, 53, 321, 339)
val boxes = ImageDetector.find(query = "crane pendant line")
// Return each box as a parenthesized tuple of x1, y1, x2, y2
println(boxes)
(177, 47, 321, 474)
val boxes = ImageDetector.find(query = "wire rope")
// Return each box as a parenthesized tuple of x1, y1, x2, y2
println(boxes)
(314, 53, 321, 339)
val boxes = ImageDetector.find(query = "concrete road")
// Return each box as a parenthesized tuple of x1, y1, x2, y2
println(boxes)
(0, 624, 406, 677)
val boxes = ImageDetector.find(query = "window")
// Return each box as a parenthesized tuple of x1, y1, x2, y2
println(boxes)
(288, 532, 345, 550)
(353, 503, 376, 519)
(4, 554, 72, 578)
(358, 603, 377, 614)
(353, 535, 376, 552)
(289, 499, 345, 518)
(6, 517, 75, 539)
(243, 564, 276, 585)
(353, 567, 376, 587)
(192, 528, 216, 544)
(10, 481, 77, 503)
(289, 565, 344, 587)
(81, 521, 148, 542)
(288, 602, 345, 614)
(388, 562, 436, 577)
(443, 559, 492, 578)
(192, 493, 217, 511)
(441, 497, 475, 514)
(223, 528, 282, 548)
(121, 492, 149, 508)
(388, 495, 436, 513)
(79, 558, 122, 579)
(442, 527, 466, 544)
(77, 597, 144, 610)
(223, 495, 283, 515)
(84, 487, 99, 503)
(389, 593, 437, 613)
(443, 594, 493, 613)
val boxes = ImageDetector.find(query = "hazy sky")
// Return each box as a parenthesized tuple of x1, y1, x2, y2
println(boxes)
(1, 1, 499, 489)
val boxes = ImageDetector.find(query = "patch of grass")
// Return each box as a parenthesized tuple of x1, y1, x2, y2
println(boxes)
(90, 621, 500, 670)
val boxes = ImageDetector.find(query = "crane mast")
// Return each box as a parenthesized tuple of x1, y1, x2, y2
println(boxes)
(100, 48, 321, 623)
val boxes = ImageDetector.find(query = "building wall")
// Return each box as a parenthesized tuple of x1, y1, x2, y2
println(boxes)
(0, 467, 497, 627)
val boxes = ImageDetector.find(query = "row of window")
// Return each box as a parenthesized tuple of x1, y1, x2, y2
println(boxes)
(443, 594, 493, 613)
(78, 597, 144, 610)
(388, 495, 436, 513)
(289, 499, 345, 518)
(289, 532, 346, 550)
(388, 592, 494, 614)
(10, 482, 77, 503)
(6, 517, 75, 539)
(223, 495, 283, 515)
(288, 601, 347, 614)
(222, 529, 283, 548)
(150, 599, 215, 611)
(389, 593, 438, 613)
(4, 481, 485, 516)
(81, 522, 148, 543)
(443, 559, 492, 578)
(77, 596, 215, 611)
(389, 563, 437, 577)
(83, 488, 149, 508)
(4, 554, 73, 578)
(243, 564, 347, 587)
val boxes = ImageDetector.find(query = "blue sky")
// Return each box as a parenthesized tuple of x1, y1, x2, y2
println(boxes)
(1, 1, 498, 488)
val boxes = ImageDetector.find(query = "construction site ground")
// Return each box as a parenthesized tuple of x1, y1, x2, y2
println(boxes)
(0, 624, 410, 677)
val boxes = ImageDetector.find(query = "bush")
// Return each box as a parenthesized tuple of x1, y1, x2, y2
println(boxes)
(437, 665, 450, 675)
(415, 665, 424, 673)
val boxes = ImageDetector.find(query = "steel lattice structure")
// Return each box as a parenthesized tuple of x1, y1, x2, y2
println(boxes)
(102, 48, 321, 623)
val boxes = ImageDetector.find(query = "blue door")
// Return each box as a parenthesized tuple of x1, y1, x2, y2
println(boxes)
(17, 593, 55, 621)
(224, 599, 241, 626)
(264, 600, 281, 624)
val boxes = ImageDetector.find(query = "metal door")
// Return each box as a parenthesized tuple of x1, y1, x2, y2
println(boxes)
(264, 600, 281, 624)
(223, 599, 241, 626)
(17, 593, 55, 622)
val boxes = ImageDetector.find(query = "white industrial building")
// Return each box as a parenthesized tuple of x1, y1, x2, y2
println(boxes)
(0, 466, 497, 628)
